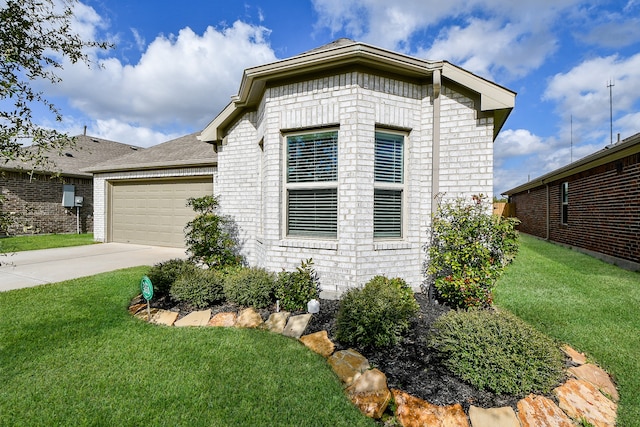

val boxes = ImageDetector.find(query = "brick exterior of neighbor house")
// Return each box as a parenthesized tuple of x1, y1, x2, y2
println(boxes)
(505, 132, 640, 270)
(1, 171, 93, 235)
(0, 135, 142, 237)
(199, 40, 516, 294)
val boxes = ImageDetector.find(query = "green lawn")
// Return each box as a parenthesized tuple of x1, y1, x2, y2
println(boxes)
(495, 234, 640, 427)
(0, 233, 96, 253)
(0, 267, 374, 427)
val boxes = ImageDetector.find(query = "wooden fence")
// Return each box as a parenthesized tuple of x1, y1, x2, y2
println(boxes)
(493, 202, 516, 217)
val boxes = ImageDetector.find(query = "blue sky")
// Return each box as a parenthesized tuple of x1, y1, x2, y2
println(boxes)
(34, 0, 640, 194)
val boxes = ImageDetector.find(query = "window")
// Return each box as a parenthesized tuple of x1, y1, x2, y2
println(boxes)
(286, 130, 338, 237)
(561, 182, 568, 224)
(374, 131, 404, 238)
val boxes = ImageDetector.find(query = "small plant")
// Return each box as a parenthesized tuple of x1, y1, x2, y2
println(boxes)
(170, 267, 225, 308)
(146, 258, 196, 297)
(223, 266, 276, 308)
(184, 195, 244, 268)
(275, 259, 320, 311)
(425, 194, 520, 309)
(336, 275, 419, 348)
(428, 309, 565, 396)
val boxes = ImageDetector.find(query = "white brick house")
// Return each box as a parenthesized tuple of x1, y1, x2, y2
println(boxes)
(199, 39, 515, 294)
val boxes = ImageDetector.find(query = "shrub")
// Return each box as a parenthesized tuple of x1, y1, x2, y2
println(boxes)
(146, 258, 196, 297)
(169, 267, 225, 308)
(223, 267, 276, 308)
(275, 259, 320, 311)
(336, 275, 419, 348)
(425, 194, 520, 309)
(184, 195, 244, 268)
(428, 309, 565, 395)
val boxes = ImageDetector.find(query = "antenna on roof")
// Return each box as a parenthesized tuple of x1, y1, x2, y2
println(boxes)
(607, 79, 615, 145)
(83, 125, 87, 136)
(570, 114, 573, 163)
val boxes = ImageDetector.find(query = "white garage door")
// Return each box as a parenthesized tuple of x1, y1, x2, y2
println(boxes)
(109, 177, 213, 247)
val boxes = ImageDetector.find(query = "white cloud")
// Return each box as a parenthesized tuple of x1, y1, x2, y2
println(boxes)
(312, 0, 580, 79)
(43, 20, 277, 141)
(543, 52, 640, 142)
(494, 129, 548, 164)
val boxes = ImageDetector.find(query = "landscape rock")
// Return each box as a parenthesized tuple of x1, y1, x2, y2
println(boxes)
(328, 348, 370, 387)
(345, 369, 391, 419)
(151, 309, 179, 326)
(299, 330, 335, 358)
(516, 394, 574, 427)
(133, 307, 158, 321)
(468, 405, 519, 427)
(208, 312, 237, 327)
(554, 378, 617, 427)
(264, 312, 290, 333)
(568, 363, 619, 402)
(236, 308, 263, 328)
(128, 303, 147, 315)
(562, 345, 587, 365)
(174, 310, 211, 327)
(392, 389, 469, 427)
(282, 313, 312, 338)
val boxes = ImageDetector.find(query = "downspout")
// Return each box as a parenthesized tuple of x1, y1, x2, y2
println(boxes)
(431, 69, 441, 216)
(545, 184, 550, 240)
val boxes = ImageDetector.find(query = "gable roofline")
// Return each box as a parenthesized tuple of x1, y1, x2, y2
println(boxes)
(199, 40, 515, 143)
(503, 132, 640, 196)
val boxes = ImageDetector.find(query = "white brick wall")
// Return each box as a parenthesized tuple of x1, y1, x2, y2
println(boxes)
(93, 167, 216, 242)
(217, 71, 494, 294)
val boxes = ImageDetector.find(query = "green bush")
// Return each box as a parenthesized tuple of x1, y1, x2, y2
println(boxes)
(275, 259, 320, 311)
(429, 309, 565, 395)
(336, 275, 419, 348)
(146, 258, 195, 297)
(223, 267, 276, 308)
(169, 267, 225, 308)
(184, 195, 244, 268)
(425, 194, 520, 309)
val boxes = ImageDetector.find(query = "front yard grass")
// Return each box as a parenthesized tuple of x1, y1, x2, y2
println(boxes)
(0, 266, 374, 427)
(495, 234, 640, 427)
(0, 233, 95, 253)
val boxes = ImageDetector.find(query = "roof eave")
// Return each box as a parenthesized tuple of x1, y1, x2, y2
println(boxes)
(86, 159, 217, 174)
(503, 133, 640, 195)
(200, 42, 516, 144)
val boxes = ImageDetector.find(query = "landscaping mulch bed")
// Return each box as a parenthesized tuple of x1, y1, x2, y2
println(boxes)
(150, 292, 530, 413)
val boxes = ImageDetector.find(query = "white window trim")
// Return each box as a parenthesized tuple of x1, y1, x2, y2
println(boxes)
(374, 129, 407, 240)
(282, 128, 339, 240)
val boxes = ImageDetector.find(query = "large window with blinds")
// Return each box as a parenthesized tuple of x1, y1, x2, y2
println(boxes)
(286, 130, 338, 238)
(374, 131, 405, 238)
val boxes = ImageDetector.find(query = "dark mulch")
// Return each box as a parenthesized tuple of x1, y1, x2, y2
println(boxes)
(145, 292, 531, 413)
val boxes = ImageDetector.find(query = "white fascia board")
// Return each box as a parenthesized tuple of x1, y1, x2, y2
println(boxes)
(442, 62, 515, 111)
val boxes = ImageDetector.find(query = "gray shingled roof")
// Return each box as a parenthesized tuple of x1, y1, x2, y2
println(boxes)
(1, 135, 143, 178)
(86, 132, 216, 173)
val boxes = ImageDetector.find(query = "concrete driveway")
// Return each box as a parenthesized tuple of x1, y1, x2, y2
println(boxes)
(0, 243, 186, 292)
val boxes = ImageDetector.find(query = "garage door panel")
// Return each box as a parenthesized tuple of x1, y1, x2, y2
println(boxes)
(110, 177, 213, 247)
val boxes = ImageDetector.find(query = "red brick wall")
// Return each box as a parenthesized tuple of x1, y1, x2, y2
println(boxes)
(0, 171, 93, 236)
(511, 152, 640, 264)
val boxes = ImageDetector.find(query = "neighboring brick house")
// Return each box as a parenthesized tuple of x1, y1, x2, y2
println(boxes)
(0, 135, 141, 236)
(503, 132, 640, 271)
(88, 133, 216, 248)
(198, 39, 516, 293)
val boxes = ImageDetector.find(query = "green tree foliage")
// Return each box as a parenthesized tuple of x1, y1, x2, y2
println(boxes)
(425, 194, 520, 309)
(0, 0, 111, 165)
(184, 195, 244, 268)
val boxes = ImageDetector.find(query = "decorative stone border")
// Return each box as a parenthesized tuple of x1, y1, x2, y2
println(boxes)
(130, 301, 618, 426)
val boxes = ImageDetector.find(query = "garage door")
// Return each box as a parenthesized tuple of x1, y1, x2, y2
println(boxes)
(109, 177, 213, 247)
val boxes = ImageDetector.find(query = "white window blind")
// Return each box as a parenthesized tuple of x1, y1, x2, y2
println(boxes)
(286, 131, 338, 238)
(374, 131, 404, 238)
